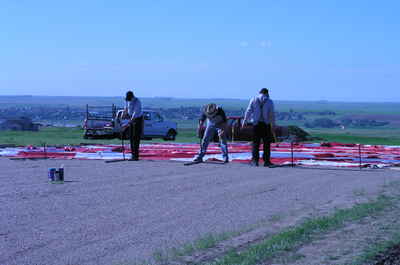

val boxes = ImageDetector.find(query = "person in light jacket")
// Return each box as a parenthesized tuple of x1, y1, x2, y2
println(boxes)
(124, 90, 144, 161)
(243, 88, 275, 167)
(193, 103, 229, 163)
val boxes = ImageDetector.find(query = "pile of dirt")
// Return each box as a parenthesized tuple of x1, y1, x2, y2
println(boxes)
(373, 244, 400, 265)
(286, 125, 310, 141)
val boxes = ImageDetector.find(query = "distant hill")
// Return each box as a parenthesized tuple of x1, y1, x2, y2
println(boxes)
(0, 96, 249, 110)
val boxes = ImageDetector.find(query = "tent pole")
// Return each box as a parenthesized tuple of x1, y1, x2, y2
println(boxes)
(44, 142, 47, 159)
(291, 141, 294, 167)
(359, 144, 362, 170)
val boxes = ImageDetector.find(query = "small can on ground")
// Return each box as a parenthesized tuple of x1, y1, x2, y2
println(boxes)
(48, 168, 56, 182)
(56, 168, 64, 182)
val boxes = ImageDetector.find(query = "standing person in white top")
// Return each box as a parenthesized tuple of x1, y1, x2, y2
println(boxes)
(243, 88, 276, 167)
(124, 90, 144, 161)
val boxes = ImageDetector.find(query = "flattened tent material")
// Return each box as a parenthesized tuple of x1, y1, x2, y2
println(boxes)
(1, 142, 400, 168)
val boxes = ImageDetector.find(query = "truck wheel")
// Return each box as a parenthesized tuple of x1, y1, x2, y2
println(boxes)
(164, 129, 177, 141)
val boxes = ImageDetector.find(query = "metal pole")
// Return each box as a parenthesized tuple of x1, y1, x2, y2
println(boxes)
(359, 144, 362, 170)
(44, 142, 47, 159)
(291, 141, 294, 167)
(121, 132, 125, 161)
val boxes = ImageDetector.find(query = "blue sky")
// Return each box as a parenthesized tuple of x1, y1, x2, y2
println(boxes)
(1, 0, 399, 101)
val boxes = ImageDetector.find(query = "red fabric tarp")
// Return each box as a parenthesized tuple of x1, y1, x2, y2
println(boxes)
(1, 142, 400, 168)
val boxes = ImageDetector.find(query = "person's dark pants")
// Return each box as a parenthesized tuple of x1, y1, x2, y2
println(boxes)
(129, 116, 144, 160)
(252, 122, 273, 163)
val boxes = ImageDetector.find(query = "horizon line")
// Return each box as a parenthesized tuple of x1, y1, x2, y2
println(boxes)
(1, 94, 400, 104)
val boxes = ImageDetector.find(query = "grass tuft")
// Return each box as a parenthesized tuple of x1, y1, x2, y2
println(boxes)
(206, 195, 392, 265)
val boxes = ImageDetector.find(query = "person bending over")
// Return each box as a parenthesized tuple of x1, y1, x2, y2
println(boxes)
(193, 103, 229, 163)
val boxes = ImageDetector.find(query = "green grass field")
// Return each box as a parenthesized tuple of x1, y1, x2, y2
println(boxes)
(1, 127, 400, 146)
(0, 127, 199, 146)
(308, 128, 400, 145)
(311, 133, 400, 145)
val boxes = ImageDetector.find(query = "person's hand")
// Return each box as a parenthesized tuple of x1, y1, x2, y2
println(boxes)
(197, 121, 205, 137)
(241, 121, 247, 128)
(217, 123, 227, 137)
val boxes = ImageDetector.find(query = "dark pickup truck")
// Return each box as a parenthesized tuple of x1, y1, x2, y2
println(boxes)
(198, 116, 290, 142)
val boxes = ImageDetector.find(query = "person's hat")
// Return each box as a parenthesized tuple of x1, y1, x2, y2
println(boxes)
(259, 88, 269, 94)
(205, 103, 218, 116)
(125, 91, 134, 101)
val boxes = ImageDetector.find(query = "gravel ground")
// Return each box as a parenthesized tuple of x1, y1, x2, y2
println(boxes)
(1, 158, 399, 265)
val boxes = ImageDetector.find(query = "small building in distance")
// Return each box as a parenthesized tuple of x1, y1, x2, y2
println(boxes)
(0, 117, 40, 131)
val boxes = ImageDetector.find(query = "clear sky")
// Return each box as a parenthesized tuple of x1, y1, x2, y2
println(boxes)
(1, 0, 399, 101)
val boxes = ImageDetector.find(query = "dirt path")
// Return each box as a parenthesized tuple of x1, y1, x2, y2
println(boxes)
(1, 158, 399, 265)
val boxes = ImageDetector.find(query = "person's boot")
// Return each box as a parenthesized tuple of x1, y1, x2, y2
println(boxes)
(129, 153, 139, 161)
(249, 160, 259, 167)
(193, 156, 203, 163)
(264, 161, 276, 168)
(223, 157, 229, 164)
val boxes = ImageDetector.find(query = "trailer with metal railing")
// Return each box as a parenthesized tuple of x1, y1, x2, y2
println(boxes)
(83, 105, 117, 139)
(83, 105, 177, 140)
